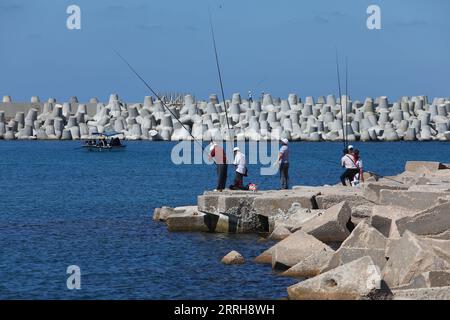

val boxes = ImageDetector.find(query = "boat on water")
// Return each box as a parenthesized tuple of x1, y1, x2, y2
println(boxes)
(82, 132, 126, 151)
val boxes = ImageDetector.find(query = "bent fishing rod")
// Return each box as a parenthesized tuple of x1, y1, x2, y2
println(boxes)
(208, 8, 231, 131)
(345, 56, 349, 149)
(335, 48, 346, 150)
(113, 50, 204, 148)
(318, 158, 404, 185)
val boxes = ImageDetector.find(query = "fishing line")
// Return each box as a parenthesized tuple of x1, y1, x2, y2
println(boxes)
(113, 49, 204, 148)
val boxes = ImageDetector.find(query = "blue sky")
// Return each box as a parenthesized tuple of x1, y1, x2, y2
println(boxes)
(1, 0, 449, 103)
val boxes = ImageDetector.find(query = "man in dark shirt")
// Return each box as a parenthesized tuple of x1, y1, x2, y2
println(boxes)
(209, 142, 228, 191)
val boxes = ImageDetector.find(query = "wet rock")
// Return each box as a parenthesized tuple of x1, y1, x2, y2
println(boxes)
(221, 250, 245, 265)
(166, 210, 209, 232)
(287, 256, 383, 300)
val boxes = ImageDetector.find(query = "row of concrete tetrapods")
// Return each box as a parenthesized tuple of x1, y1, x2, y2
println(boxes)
(1, 93, 449, 141)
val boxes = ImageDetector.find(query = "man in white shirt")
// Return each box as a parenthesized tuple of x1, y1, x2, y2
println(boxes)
(340, 148, 358, 186)
(278, 138, 290, 189)
(230, 147, 247, 190)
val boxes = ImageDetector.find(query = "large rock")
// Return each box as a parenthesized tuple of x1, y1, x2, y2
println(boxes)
(369, 205, 417, 239)
(392, 286, 450, 300)
(269, 225, 292, 241)
(396, 201, 450, 237)
(271, 230, 333, 270)
(395, 271, 450, 289)
(287, 256, 383, 300)
(221, 250, 245, 265)
(405, 161, 448, 172)
(299, 201, 353, 242)
(166, 211, 209, 232)
(382, 231, 450, 287)
(254, 247, 274, 264)
(282, 251, 334, 278)
(379, 190, 446, 211)
(363, 182, 408, 204)
(252, 192, 319, 216)
(324, 221, 388, 272)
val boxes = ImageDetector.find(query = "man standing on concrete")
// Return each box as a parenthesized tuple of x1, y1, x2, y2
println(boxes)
(340, 148, 358, 186)
(278, 138, 290, 189)
(209, 142, 227, 191)
(230, 147, 247, 190)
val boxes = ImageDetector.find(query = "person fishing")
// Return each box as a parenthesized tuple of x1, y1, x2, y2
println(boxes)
(277, 138, 290, 189)
(248, 90, 253, 103)
(209, 142, 227, 192)
(230, 147, 247, 190)
(351, 149, 364, 186)
(340, 147, 358, 186)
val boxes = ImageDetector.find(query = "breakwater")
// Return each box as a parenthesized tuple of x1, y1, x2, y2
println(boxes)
(1, 93, 449, 141)
(155, 161, 450, 300)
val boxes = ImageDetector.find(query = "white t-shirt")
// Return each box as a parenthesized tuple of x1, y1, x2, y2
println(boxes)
(341, 155, 357, 169)
(233, 152, 246, 174)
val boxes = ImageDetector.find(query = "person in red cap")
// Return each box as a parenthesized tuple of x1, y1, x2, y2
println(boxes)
(209, 142, 227, 191)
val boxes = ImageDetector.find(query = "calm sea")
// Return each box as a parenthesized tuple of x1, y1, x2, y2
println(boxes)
(0, 141, 448, 299)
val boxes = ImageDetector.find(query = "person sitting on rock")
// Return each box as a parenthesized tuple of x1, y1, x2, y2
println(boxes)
(230, 147, 247, 190)
(340, 148, 358, 186)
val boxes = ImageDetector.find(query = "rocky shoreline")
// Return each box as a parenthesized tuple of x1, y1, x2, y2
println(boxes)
(1, 93, 450, 141)
(154, 161, 450, 300)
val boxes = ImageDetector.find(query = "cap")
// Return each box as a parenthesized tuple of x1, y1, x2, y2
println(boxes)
(348, 145, 354, 150)
(281, 138, 289, 145)
(233, 147, 240, 152)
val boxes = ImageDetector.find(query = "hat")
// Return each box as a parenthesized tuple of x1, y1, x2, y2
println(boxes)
(281, 138, 289, 145)
(347, 145, 354, 150)
(233, 147, 240, 152)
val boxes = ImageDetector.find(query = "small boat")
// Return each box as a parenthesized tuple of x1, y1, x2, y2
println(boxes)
(82, 132, 126, 151)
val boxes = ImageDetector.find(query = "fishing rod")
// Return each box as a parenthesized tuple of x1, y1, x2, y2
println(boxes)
(344, 56, 349, 149)
(208, 8, 231, 132)
(335, 49, 346, 150)
(319, 158, 404, 185)
(113, 50, 204, 148)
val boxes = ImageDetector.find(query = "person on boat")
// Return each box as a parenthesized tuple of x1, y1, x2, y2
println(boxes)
(278, 138, 290, 189)
(340, 148, 358, 186)
(351, 149, 364, 186)
(209, 142, 227, 192)
(230, 147, 247, 190)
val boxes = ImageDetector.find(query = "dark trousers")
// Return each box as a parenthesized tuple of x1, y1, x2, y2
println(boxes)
(280, 162, 289, 189)
(216, 164, 227, 190)
(341, 169, 358, 186)
(230, 171, 244, 190)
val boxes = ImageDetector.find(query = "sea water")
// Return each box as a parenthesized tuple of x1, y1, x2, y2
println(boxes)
(0, 141, 448, 299)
